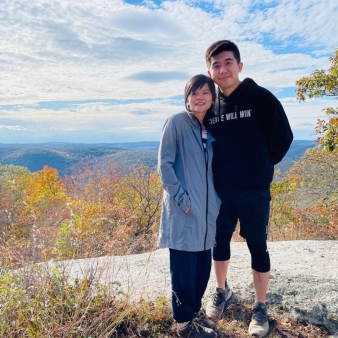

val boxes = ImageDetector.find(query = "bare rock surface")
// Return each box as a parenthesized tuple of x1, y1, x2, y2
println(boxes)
(52, 240, 338, 334)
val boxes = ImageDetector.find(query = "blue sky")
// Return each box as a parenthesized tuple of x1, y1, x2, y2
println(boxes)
(0, 0, 337, 143)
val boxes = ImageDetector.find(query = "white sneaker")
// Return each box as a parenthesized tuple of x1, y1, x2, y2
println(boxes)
(248, 302, 269, 337)
(205, 285, 233, 320)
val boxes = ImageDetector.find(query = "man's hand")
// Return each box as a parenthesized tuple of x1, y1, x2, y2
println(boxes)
(184, 207, 191, 214)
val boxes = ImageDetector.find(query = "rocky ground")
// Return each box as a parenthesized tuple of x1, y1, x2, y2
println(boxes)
(52, 240, 338, 336)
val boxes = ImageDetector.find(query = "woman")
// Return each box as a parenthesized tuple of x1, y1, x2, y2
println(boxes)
(158, 74, 220, 338)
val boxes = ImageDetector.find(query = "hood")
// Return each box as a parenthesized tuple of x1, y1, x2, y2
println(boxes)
(218, 77, 257, 102)
(183, 110, 204, 129)
(203, 78, 258, 122)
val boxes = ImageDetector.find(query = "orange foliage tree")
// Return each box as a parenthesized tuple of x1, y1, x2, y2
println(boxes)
(59, 162, 162, 258)
(0, 165, 69, 265)
(280, 148, 338, 239)
(0, 165, 31, 238)
(296, 49, 338, 151)
(0, 160, 162, 263)
(269, 171, 298, 240)
(59, 161, 126, 258)
(118, 164, 162, 252)
(290, 49, 338, 239)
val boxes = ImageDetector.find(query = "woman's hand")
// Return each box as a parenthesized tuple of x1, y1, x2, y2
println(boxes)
(184, 206, 191, 214)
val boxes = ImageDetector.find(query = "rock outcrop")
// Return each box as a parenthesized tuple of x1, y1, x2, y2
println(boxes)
(53, 240, 338, 334)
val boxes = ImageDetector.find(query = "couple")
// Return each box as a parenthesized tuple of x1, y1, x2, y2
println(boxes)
(158, 40, 293, 338)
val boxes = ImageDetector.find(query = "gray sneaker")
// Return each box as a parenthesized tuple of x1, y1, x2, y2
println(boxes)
(194, 310, 217, 330)
(178, 319, 217, 338)
(248, 302, 269, 337)
(205, 285, 233, 319)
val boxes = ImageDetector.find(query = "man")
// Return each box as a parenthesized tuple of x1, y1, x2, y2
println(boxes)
(204, 40, 293, 337)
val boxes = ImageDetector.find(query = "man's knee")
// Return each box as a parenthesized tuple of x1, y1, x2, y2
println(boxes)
(246, 240, 270, 273)
(212, 231, 233, 261)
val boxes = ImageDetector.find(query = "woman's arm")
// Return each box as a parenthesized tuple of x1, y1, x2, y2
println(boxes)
(158, 116, 191, 212)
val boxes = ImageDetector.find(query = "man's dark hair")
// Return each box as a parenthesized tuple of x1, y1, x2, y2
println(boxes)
(184, 74, 216, 112)
(205, 40, 241, 67)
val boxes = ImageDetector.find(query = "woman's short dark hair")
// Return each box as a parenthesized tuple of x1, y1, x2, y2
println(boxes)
(184, 74, 216, 112)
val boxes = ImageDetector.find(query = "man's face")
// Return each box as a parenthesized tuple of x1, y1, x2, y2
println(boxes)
(207, 51, 243, 96)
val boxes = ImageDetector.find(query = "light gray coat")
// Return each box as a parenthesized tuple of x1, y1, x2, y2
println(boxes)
(157, 111, 220, 252)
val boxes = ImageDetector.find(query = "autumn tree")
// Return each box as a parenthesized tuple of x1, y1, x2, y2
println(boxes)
(269, 170, 297, 240)
(58, 161, 162, 258)
(0, 165, 70, 264)
(283, 147, 338, 239)
(289, 50, 338, 239)
(0, 165, 32, 240)
(296, 49, 338, 151)
(56, 161, 124, 258)
(1, 161, 163, 261)
(119, 164, 162, 236)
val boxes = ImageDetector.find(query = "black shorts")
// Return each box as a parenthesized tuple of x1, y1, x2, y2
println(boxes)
(216, 189, 271, 242)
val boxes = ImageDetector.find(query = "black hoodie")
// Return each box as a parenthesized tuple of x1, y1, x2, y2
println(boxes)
(205, 78, 293, 193)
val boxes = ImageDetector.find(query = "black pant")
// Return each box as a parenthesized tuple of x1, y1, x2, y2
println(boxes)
(216, 189, 270, 242)
(169, 248, 212, 323)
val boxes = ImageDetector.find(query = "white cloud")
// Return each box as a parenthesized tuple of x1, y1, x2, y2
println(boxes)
(0, 125, 27, 131)
(0, 0, 337, 142)
(121, 126, 153, 130)
(0, 100, 176, 142)
(243, 0, 338, 50)
(280, 97, 335, 139)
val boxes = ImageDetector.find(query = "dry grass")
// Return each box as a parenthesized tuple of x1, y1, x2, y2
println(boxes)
(0, 259, 333, 337)
(0, 262, 174, 337)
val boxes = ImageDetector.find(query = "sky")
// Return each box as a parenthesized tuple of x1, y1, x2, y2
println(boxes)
(0, 0, 338, 144)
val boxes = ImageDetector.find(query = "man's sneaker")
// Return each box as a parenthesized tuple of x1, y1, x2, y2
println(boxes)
(177, 319, 217, 338)
(248, 302, 269, 337)
(194, 310, 217, 330)
(205, 285, 233, 320)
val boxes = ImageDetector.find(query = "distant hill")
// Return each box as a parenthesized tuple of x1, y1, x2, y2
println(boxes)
(0, 140, 316, 176)
(275, 139, 316, 176)
(0, 147, 123, 175)
(282, 140, 317, 159)
(0, 141, 160, 150)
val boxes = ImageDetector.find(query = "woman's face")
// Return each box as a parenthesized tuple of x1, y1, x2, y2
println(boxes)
(186, 83, 213, 115)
